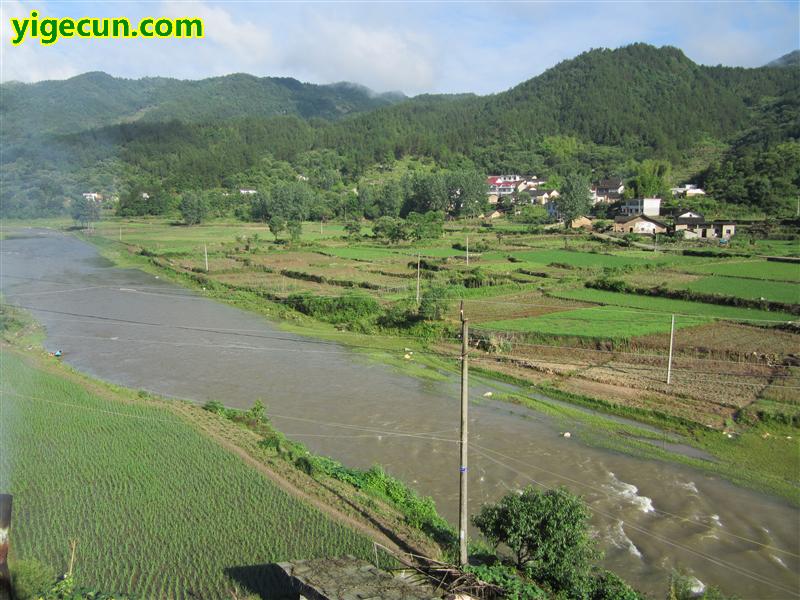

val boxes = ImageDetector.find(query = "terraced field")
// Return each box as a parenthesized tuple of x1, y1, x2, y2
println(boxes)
(479, 305, 704, 339)
(1, 351, 377, 599)
(681, 259, 800, 282)
(552, 289, 796, 322)
(682, 276, 799, 304)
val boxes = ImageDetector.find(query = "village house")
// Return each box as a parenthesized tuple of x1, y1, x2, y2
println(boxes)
(672, 211, 736, 239)
(614, 214, 668, 235)
(531, 188, 560, 206)
(591, 178, 625, 204)
(82, 192, 103, 202)
(239, 189, 258, 195)
(487, 175, 523, 196)
(618, 197, 661, 217)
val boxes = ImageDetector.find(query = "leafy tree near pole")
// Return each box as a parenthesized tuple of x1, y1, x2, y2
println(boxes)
(473, 486, 598, 597)
(418, 284, 449, 320)
(557, 172, 592, 228)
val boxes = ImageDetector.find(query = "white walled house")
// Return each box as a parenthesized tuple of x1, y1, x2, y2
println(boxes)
(618, 197, 661, 217)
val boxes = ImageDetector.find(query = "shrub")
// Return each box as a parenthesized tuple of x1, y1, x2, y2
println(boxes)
(590, 570, 643, 600)
(286, 292, 381, 324)
(464, 563, 547, 600)
(10, 559, 55, 600)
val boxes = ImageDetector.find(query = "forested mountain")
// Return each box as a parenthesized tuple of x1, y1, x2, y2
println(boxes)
(2, 44, 798, 218)
(0, 71, 405, 136)
(766, 50, 800, 68)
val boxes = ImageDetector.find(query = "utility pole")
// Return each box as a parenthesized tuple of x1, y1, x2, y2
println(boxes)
(119, 226, 122, 242)
(204, 244, 209, 272)
(466, 235, 470, 266)
(667, 314, 675, 384)
(416, 253, 421, 305)
(68, 539, 78, 576)
(458, 301, 469, 566)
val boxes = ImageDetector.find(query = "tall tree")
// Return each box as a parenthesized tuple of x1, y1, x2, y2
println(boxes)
(556, 172, 592, 227)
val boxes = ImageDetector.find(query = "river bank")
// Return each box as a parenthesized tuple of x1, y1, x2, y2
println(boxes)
(76, 225, 800, 507)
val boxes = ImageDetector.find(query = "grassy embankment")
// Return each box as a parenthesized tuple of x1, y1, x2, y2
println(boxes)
(24, 217, 799, 504)
(0, 307, 450, 599)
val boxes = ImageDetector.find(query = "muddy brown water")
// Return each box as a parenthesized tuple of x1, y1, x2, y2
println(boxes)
(2, 229, 798, 599)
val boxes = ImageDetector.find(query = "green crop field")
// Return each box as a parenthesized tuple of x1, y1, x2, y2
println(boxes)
(553, 288, 796, 322)
(508, 249, 649, 268)
(1, 352, 376, 599)
(479, 305, 705, 339)
(682, 276, 800, 304)
(318, 246, 401, 261)
(682, 260, 800, 283)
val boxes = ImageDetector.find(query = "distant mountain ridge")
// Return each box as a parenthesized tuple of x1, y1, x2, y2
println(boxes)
(2, 43, 798, 218)
(0, 71, 406, 135)
(766, 50, 800, 68)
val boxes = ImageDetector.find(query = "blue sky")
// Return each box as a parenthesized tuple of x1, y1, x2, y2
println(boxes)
(1, 1, 797, 94)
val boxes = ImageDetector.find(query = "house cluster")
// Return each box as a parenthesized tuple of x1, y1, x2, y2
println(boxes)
(612, 201, 735, 239)
(82, 192, 104, 203)
(486, 175, 556, 207)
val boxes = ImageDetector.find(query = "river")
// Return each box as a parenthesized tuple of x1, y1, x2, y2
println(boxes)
(2, 229, 798, 599)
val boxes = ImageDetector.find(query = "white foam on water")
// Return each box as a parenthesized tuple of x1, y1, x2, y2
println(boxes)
(608, 520, 642, 558)
(605, 472, 655, 513)
(689, 576, 706, 595)
(678, 480, 699, 494)
(710, 514, 723, 527)
(770, 555, 787, 569)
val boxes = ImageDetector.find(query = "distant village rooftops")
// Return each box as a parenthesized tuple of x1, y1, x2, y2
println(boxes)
(671, 184, 706, 197)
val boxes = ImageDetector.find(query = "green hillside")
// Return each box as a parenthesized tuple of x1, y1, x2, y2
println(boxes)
(2, 44, 798, 218)
(0, 71, 405, 136)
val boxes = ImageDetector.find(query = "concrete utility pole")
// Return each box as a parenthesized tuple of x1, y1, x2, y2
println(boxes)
(416, 253, 421, 305)
(667, 314, 675, 385)
(204, 244, 209, 272)
(466, 236, 470, 266)
(458, 301, 469, 566)
(119, 226, 122, 242)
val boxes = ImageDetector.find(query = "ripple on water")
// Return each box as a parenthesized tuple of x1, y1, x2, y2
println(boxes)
(608, 520, 642, 559)
(605, 472, 655, 513)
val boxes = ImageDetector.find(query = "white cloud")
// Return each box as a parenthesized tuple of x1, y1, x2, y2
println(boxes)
(0, 0, 80, 82)
(160, 0, 272, 67)
(280, 17, 437, 93)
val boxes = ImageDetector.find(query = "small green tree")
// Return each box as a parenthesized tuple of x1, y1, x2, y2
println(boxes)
(179, 191, 210, 225)
(71, 196, 100, 229)
(473, 486, 597, 597)
(373, 216, 408, 243)
(556, 173, 592, 229)
(287, 219, 303, 242)
(418, 284, 449, 320)
(344, 220, 362, 237)
(268, 215, 285, 240)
